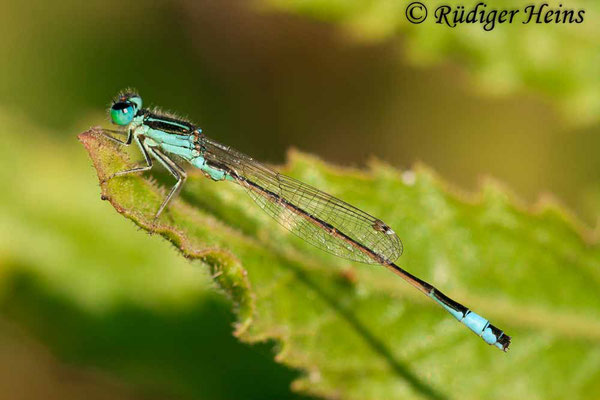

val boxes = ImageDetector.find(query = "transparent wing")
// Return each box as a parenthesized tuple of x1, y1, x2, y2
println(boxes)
(202, 137, 403, 264)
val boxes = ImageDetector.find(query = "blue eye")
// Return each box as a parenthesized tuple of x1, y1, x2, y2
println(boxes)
(110, 101, 136, 125)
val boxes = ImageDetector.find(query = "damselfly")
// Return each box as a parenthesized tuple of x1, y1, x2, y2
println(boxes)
(102, 91, 511, 351)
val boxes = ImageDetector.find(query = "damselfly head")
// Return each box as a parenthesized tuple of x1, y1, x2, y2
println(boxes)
(110, 92, 142, 126)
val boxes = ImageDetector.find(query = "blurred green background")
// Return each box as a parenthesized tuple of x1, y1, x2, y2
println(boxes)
(0, 0, 598, 399)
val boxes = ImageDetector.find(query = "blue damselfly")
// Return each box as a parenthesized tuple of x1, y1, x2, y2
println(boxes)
(101, 91, 511, 351)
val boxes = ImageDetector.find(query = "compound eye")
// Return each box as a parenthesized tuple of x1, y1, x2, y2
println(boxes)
(110, 101, 135, 125)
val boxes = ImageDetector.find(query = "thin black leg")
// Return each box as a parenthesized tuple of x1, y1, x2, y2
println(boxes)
(99, 127, 133, 145)
(149, 147, 187, 219)
(103, 134, 153, 182)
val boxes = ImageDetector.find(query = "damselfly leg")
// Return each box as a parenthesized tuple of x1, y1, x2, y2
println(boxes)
(148, 147, 187, 218)
(99, 129, 186, 220)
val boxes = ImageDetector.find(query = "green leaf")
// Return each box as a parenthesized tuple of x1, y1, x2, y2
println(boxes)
(79, 128, 600, 399)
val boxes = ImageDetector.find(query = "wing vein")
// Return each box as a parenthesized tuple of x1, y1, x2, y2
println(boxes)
(202, 137, 402, 264)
